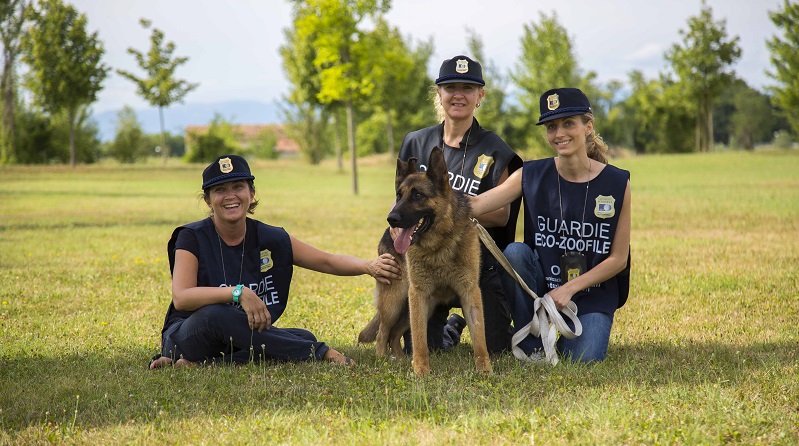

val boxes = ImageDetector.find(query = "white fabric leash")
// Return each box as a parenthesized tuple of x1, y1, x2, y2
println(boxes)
(470, 218, 582, 365)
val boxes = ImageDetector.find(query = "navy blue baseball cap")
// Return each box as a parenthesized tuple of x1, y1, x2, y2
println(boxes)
(202, 155, 255, 189)
(435, 55, 485, 86)
(536, 88, 592, 125)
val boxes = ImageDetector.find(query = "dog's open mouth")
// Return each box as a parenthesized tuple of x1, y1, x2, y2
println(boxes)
(393, 216, 432, 254)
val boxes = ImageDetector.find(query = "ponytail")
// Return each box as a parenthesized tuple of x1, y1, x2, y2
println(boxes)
(581, 113, 608, 164)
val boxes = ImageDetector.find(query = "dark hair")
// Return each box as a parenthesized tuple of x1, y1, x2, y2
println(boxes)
(201, 179, 259, 215)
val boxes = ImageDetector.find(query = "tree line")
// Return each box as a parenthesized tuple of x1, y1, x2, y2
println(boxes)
(1, 0, 797, 179)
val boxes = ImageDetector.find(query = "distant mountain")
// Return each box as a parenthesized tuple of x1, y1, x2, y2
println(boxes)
(93, 100, 283, 141)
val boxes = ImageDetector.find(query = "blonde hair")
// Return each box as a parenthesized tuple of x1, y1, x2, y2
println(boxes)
(580, 113, 608, 164)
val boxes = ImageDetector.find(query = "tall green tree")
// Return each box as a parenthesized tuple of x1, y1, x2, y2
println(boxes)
(466, 28, 527, 151)
(117, 18, 198, 166)
(510, 12, 585, 153)
(279, 12, 333, 166)
(363, 18, 429, 159)
(289, 0, 390, 195)
(21, 0, 109, 166)
(360, 18, 432, 158)
(766, 0, 799, 139)
(0, 0, 27, 164)
(665, 0, 741, 152)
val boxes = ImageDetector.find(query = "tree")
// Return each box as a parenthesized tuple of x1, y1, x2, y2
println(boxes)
(110, 105, 147, 163)
(665, 0, 741, 152)
(0, 0, 27, 164)
(289, 0, 390, 194)
(766, 0, 799, 139)
(510, 12, 584, 153)
(362, 18, 432, 159)
(184, 114, 242, 163)
(117, 18, 198, 166)
(21, 0, 109, 166)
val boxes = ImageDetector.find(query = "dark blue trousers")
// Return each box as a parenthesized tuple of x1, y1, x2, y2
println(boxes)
(161, 304, 330, 364)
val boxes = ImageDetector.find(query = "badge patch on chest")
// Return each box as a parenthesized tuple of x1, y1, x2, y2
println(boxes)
(594, 195, 616, 218)
(473, 154, 494, 179)
(260, 249, 273, 272)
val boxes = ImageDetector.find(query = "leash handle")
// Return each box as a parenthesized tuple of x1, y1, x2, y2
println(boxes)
(470, 218, 582, 365)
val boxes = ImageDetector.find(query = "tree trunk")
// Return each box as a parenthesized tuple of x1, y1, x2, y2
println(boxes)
(695, 112, 701, 153)
(346, 98, 358, 195)
(69, 108, 76, 167)
(333, 110, 343, 172)
(385, 102, 395, 159)
(1, 51, 15, 163)
(159, 106, 168, 165)
(707, 98, 715, 152)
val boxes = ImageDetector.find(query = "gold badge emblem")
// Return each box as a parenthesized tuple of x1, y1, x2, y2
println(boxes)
(567, 267, 581, 281)
(473, 154, 494, 179)
(594, 195, 616, 218)
(219, 157, 233, 174)
(260, 249, 273, 273)
(455, 59, 469, 73)
(547, 94, 560, 111)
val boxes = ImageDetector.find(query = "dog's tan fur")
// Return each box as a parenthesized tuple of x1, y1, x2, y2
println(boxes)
(358, 147, 491, 377)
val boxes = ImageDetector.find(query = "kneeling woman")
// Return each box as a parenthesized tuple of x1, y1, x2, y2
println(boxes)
(471, 88, 631, 363)
(150, 155, 400, 369)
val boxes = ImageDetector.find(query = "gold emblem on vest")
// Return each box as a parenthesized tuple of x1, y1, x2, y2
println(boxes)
(594, 195, 616, 218)
(473, 154, 494, 179)
(260, 249, 273, 273)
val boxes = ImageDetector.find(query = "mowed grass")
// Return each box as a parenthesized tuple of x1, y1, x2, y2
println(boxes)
(0, 150, 797, 445)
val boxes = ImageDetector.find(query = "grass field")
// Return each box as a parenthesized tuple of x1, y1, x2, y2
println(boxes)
(1, 150, 797, 445)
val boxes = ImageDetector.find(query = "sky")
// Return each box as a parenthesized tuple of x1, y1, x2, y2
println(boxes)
(70, 0, 786, 115)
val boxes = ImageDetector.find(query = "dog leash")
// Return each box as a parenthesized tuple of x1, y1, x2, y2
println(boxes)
(470, 218, 582, 365)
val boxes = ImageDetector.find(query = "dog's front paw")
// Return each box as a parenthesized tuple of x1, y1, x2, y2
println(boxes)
(476, 356, 493, 374)
(412, 358, 431, 377)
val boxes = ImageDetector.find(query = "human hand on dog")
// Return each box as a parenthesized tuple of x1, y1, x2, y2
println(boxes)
(240, 288, 272, 332)
(367, 253, 402, 284)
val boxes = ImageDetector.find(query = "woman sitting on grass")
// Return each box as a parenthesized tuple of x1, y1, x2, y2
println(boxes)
(470, 88, 631, 364)
(150, 154, 400, 369)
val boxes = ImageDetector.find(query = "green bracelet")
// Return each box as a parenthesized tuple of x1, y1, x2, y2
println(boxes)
(232, 284, 243, 303)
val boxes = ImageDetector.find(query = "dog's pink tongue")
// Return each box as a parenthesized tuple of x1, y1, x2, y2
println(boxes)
(394, 227, 414, 254)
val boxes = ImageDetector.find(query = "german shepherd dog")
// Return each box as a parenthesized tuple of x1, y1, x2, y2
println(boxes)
(358, 147, 491, 377)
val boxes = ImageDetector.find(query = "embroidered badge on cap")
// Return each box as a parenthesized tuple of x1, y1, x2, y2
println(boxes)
(219, 157, 233, 174)
(594, 195, 616, 218)
(547, 93, 560, 111)
(260, 248, 273, 273)
(473, 154, 494, 179)
(455, 59, 469, 73)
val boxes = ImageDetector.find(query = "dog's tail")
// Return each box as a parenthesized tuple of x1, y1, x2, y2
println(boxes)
(357, 313, 379, 344)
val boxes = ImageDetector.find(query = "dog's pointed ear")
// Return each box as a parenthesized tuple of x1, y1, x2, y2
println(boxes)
(427, 147, 450, 191)
(395, 157, 418, 190)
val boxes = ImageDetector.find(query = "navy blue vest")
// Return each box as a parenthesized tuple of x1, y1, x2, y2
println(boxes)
(161, 217, 293, 334)
(521, 159, 630, 314)
(399, 118, 523, 250)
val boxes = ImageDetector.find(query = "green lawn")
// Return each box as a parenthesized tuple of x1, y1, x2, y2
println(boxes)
(1, 150, 797, 445)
